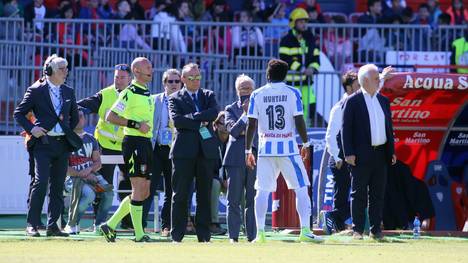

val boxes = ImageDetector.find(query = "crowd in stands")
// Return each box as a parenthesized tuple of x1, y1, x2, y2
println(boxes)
(0, 0, 467, 71)
(1, 1, 466, 27)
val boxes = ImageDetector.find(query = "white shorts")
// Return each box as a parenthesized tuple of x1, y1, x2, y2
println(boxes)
(255, 155, 310, 192)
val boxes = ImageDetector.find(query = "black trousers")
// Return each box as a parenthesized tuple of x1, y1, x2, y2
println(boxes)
(171, 157, 216, 242)
(350, 148, 388, 235)
(28, 136, 69, 229)
(143, 144, 172, 229)
(99, 145, 126, 184)
(225, 166, 256, 241)
(26, 149, 35, 207)
(328, 156, 351, 231)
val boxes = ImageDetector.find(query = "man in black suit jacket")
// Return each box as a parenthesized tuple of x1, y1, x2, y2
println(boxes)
(14, 54, 79, 237)
(342, 64, 396, 240)
(168, 63, 219, 242)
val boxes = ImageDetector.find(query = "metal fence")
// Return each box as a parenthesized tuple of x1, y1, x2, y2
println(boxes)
(0, 17, 465, 133)
(2, 18, 465, 69)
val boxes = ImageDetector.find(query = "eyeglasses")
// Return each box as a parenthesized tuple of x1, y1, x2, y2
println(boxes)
(115, 64, 130, 72)
(187, 75, 202, 81)
(167, 79, 181, 84)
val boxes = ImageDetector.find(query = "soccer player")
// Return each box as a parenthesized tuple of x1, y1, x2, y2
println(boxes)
(245, 59, 323, 243)
(99, 57, 155, 242)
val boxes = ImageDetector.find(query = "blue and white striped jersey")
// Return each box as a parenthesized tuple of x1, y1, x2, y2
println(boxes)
(247, 82, 303, 157)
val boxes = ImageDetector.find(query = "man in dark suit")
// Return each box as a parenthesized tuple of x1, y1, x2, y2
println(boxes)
(223, 74, 257, 242)
(168, 63, 219, 242)
(342, 64, 396, 240)
(14, 54, 79, 237)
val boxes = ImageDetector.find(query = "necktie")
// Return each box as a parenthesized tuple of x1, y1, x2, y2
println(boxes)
(49, 86, 63, 134)
(162, 97, 169, 128)
(50, 87, 62, 115)
(191, 93, 200, 112)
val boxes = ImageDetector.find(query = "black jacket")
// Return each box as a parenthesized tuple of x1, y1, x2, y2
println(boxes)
(342, 90, 395, 164)
(14, 79, 79, 138)
(279, 29, 320, 86)
(168, 88, 220, 159)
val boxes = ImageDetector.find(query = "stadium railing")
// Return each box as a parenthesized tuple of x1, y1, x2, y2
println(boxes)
(0, 18, 466, 132)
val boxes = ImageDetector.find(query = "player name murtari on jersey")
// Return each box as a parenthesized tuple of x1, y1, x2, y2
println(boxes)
(247, 82, 303, 157)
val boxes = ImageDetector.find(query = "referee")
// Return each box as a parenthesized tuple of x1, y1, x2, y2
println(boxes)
(99, 57, 155, 242)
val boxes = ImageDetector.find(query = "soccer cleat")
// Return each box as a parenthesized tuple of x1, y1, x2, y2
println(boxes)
(252, 230, 266, 243)
(369, 232, 384, 241)
(100, 223, 116, 242)
(322, 211, 334, 235)
(299, 228, 325, 243)
(134, 235, 157, 243)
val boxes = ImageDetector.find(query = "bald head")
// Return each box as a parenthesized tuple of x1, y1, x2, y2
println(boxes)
(131, 57, 153, 85)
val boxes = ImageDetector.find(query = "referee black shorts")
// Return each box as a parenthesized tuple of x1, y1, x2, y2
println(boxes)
(122, 135, 153, 179)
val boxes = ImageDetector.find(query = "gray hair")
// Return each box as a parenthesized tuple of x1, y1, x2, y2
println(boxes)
(162, 68, 181, 84)
(235, 74, 255, 91)
(181, 63, 199, 76)
(44, 54, 67, 74)
(357, 64, 378, 87)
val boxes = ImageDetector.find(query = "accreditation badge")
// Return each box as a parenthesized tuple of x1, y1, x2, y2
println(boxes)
(199, 127, 212, 140)
(161, 128, 172, 145)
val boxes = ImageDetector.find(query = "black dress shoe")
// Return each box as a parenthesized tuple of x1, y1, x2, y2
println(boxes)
(209, 224, 227, 236)
(26, 226, 40, 237)
(369, 232, 384, 241)
(46, 228, 70, 237)
(37, 222, 47, 230)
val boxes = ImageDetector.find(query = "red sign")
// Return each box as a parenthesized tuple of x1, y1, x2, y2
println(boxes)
(381, 73, 468, 179)
(393, 130, 445, 180)
(381, 73, 468, 128)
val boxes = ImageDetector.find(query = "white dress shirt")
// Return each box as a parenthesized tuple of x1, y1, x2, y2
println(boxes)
(325, 93, 348, 162)
(361, 87, 387, 146)
(46, 79, 64, 136)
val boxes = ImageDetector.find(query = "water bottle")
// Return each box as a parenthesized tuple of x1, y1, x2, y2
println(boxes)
(413, 216, 421, 239)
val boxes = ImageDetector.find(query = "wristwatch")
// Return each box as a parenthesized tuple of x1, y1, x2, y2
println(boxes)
(127, 120, 141, 129)
(302, 141, 311, 148)
(245, 149, 252, 154)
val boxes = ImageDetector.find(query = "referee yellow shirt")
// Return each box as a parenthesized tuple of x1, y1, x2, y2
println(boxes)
(110, 81, 155, 138)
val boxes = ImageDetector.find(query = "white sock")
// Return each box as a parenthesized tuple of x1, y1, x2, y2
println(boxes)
(294, 186, 311, 229)
(254, 190, 270, 232)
